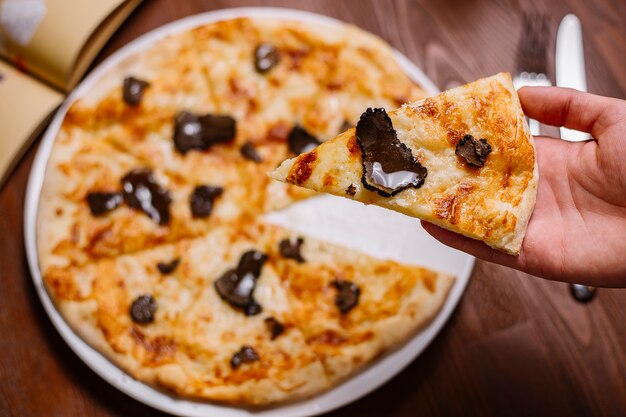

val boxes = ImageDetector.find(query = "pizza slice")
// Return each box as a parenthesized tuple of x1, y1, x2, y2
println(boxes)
(271, 73, 538, 255)
(259, 223, 455, 385)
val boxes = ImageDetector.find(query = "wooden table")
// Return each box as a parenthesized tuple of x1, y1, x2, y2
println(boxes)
(1, 1, 625, 416)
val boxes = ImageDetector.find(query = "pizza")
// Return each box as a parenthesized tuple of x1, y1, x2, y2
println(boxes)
(271, 73, 538, 255)
(37, 16, 456, 406)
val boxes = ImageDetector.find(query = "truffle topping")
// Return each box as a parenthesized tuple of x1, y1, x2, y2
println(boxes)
(455, 134, 492, 168)
(356, 108, 427, 197)
(189, 185, 223, 218)
(231, 345, 260, 369)
(157, 258, 180, 274)
(122, 76, 150, 106)
(331, 279, 360, 314)
(240, 141, 263, 163)
(214, 250, 268, 316)
(278, 237, 305, 263)
(121, 168, 171, 225)
(254, 43, 279, 73)
(173, 111, 236, 154)
(264, 317, 285, 340)
(86, 192, 123, 216)
(130, 294, 157, 324)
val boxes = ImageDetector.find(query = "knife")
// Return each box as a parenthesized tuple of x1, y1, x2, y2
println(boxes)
(556, 14, 597, 301)
(555, 14, 590, 142)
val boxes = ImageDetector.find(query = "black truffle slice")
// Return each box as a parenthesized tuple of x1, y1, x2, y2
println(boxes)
(254, 43, 279, 73)
(123, 76, 150, 106)
(86, 192, 123, 216)
(130, 294, 157, 324)
(214, 250, 268, 316)
(288, 125, 321, 155)
(231, 345, 260, 369)
(264, 317, 285, 340)
(189, 185, 223, 218)
(173, 111, 204, 153)
(455, 134, 492, 168)
(356, 108, 427, 197)
(240, 141, 263, 163)
(173, 111, 236, 154)
(121, 168, 171, 225)
(331, 279, 360, 314)
(157, 258, 180, 274)
(200, 114, 237, 147)
(278, 237, 305, 263)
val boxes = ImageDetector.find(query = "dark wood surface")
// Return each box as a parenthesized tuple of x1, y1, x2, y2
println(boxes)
(1, 1, 625, 416)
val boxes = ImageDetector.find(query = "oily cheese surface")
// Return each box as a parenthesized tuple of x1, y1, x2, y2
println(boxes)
(272, 73, 538, 255)
(35, 16, 455, 406)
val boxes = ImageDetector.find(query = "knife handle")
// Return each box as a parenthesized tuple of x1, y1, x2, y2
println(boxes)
(529, 119, 540, 136)
(560, 126, 591, 142)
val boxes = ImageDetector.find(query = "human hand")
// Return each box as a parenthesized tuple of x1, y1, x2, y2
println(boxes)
(422, 86, 626, 287)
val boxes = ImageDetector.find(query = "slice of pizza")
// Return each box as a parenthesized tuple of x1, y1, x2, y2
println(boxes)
(260, 223, 455, 385)
(271, 73, 538, 255)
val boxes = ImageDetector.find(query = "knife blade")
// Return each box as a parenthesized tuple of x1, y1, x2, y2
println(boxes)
(556, 14, 590, 142)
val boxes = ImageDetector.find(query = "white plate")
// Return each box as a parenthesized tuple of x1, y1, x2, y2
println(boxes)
(24, 7, 473, 417)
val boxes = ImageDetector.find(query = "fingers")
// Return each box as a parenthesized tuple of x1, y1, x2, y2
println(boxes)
(420, 221, 524, 269)
(518, 86, 625, 138)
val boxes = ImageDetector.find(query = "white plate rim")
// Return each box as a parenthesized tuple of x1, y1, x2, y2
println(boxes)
(24, 7, 473, 417)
